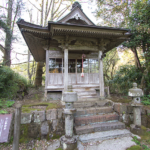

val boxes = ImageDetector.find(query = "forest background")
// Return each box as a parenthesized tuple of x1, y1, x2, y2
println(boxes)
(0, 0, 150, 102)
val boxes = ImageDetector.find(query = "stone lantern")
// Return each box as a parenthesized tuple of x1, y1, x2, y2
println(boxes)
(61, 92, 77, 150)
(128, 82, 143, 104)
(128, 83, 143, 130)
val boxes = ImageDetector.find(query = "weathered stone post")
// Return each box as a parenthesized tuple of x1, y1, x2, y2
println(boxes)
(128, 83, 143, 133)
(12, 104, 22, 150)
(61, 92, 77, 150)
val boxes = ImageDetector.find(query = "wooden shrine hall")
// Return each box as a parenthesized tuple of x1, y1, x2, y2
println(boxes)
(17, 2, 130, 100)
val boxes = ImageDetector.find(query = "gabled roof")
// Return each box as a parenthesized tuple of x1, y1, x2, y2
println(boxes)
(57, 2, 95, 26)
(17, 2, 131, 62)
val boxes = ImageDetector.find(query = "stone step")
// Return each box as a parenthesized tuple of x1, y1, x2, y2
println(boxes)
(77, 91, 96, 96)
(75, 106, 113, 117)
(74, 100, 113, 108)
(75, 113, 119, 126)
(72, 85, 99, 89)
(72, 89, 95, 93)
(78, 97, 99, 101)
(78, 129, 131, 143)
(78, 95, 97, 98)
(75, 121, 125, 135)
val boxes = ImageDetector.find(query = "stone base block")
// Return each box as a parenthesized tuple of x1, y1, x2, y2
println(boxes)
(60, 136, 77, 150)
(130, 124, 143, 135)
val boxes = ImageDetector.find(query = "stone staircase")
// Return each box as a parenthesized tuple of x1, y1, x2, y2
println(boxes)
(73, 100, 131, 142)
(72, 85, 98, 101)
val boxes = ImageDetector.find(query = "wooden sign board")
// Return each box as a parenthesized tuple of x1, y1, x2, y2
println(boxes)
(0, 114, 13, 143)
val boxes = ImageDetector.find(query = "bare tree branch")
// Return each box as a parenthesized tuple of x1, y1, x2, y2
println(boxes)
(27, 0, 41, 12)
(12, 61, 34, 65)
(0, 6, 8, 10)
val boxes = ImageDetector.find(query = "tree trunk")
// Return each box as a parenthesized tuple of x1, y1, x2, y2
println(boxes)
(3, 0, 13, 66)
(131, 47, 141, 69)
(34, 62, 44, 86)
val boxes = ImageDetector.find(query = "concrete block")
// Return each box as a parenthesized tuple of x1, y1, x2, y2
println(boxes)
(114, 103, 127, 114)
(33, 111, 45, 123)
(41, 121, 49, 135)
(47, 109, 57, 120)
(63, 92, 77, 102)
(58, 109, 63, 119)
(21, 113, 32, 124)
(52, 119, 58, 131)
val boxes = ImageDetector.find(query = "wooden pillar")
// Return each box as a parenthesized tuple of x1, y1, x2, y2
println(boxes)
(99, 50, 105, 99)
(64, 49, 68, 92)
(44, 50, 49, 100)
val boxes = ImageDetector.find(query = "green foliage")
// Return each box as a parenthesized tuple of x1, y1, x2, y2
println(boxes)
(109, 65, 143, 94)
(0, 110, 8, 114)
(132, 136, 141, 145)
(132, 136, 150, 150)
(141, 95, 150, 105)
(0, 65, 28, 99)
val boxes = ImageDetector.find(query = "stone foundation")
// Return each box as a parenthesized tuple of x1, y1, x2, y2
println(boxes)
(20, 109, 65, 140)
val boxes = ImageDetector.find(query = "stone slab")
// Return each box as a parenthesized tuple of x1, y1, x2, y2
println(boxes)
(0, 114, 13, 143)
(63, 92, 77, 102)
(77, 136, 136, 150)
(75, 121, 125, 135)
(78, 129, 131, 143)
(75, 113, 119, 126)
(47, 109, 57, 120)
(33, 111, 45, 123)
(21, 113, 32, 124)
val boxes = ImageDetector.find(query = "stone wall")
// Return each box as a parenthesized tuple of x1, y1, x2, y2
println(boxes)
(113, 103, 150, 128)
(21, 109, 64, 140)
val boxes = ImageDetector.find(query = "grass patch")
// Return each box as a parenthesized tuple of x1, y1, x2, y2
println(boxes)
(56, 148, 63, 150)
(22, 102, 59, 113)
(127, 145, 142, 150)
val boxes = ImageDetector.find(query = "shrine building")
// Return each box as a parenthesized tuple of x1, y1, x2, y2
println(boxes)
(17, 2, 130, 101)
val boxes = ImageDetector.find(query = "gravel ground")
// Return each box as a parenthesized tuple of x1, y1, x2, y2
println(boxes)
(0, 139, 60, 150)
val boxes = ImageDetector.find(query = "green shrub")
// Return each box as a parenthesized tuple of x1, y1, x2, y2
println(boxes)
(0, 65, 28, 99)
(109, 65, 143, 94)
(141, 94, 150, 105)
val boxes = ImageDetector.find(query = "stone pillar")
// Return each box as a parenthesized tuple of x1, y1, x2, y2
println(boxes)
(61, 92, 77, 150)
(64, 49, 68, 92)
(12, 104, 22, 150)
(133, 106, 141, 126)
(99, 50, 105, 99)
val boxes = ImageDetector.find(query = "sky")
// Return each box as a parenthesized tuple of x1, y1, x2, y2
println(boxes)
(0, 0, 98, 65)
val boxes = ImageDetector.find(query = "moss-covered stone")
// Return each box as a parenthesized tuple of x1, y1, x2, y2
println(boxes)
(127, 145, 142, 150)
(19, 124, 30, 143)
(22, 102, 59, 113)
(51, 133, 61, 139)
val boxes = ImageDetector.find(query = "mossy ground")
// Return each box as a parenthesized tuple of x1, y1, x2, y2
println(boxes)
(22, 102, 60, 113)
(109, 95, 132, 103)
(127, 145, 143, 150)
